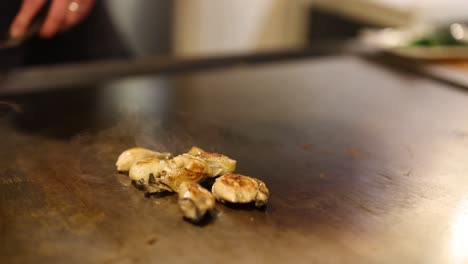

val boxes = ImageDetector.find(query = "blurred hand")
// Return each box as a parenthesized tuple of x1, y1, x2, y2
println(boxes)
(10, 0, 95, 39)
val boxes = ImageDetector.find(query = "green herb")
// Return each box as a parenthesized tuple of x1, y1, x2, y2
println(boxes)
(409, 32, 468, 47)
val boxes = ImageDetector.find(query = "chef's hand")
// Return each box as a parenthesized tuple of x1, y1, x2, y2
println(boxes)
(10, 0, 95, 39)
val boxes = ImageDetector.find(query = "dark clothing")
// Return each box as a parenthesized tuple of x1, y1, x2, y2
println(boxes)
(0, 1, 23, 68)
(0, 1, 129, 70)
(0, 1, 21, 33)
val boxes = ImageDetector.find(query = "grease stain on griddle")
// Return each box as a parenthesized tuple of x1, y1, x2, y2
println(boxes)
(146, 237, 158, 246)
(347, 148, 368, 160)
(302, 144, 313, 151)
(376, 172, 393, 181)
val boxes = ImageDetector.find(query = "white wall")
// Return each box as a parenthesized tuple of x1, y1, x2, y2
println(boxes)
(105, 0, 172, 56)
(173, 0, 308, 56)
(413, 0, 468, 24)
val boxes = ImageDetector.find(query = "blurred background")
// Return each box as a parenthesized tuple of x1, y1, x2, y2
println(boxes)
(105, 0, 468, 57)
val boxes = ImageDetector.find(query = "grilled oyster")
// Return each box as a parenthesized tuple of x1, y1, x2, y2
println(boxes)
(128, 154, 211, 193)
(178, 181, 215, 222)
(211, 173, 269, 207)
(187, 146, 236, 177)
(128, 157, 172, 193)
(116, 147, 171, 172)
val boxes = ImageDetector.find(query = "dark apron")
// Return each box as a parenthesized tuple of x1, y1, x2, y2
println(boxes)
(0, 1, 129, 69)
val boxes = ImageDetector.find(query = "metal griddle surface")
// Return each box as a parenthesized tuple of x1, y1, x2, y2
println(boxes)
(1, 55, 468, 264)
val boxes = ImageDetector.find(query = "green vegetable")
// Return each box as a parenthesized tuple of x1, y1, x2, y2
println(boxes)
(409, 32, 468, 47)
